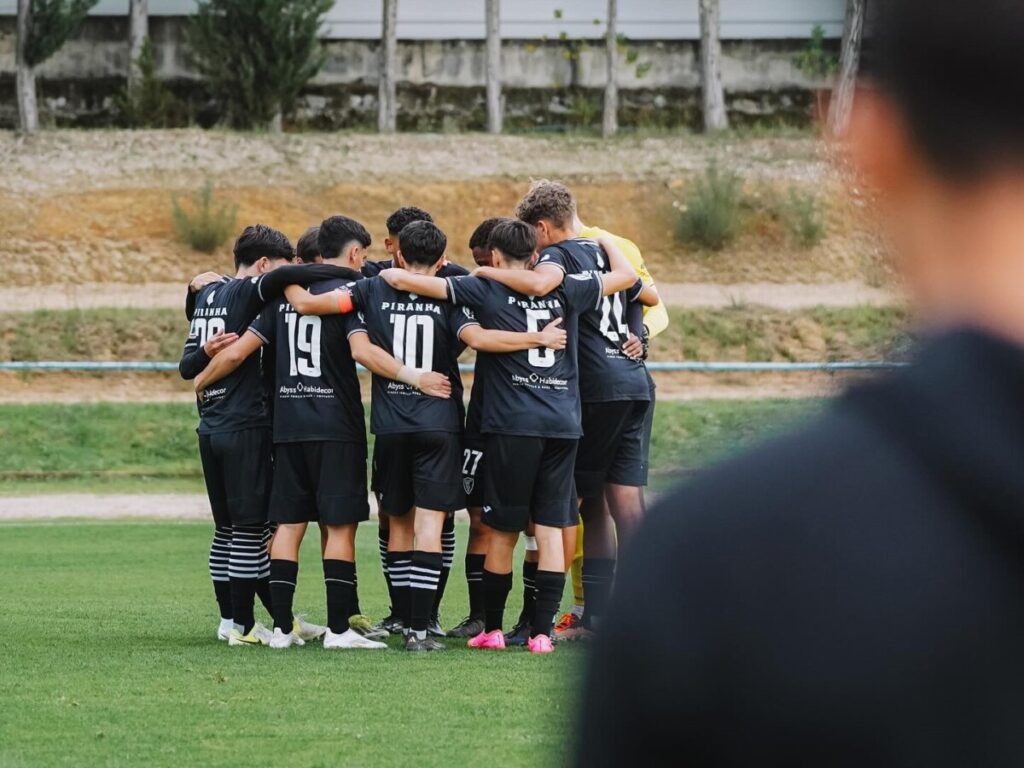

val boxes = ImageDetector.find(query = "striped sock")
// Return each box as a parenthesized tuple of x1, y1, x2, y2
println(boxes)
(269, 559, 298, 635)
(433, 515, 456, 616)
(410, 551, 443, 638)
(229, 526, 265, 634)
(323, 559, 356, 634)
(532, 570, 566, 638)
(465, 553, 486, 619)
(255, 523, 273, 614)
(582, 558, 616, 630)
(386, 551, 412, 627)
(209, 526, 232, 620)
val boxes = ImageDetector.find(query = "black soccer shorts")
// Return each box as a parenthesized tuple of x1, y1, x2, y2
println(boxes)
(372, 431, 464, 515)
(482, 435, 579, 533)
(575, 399, 652, 498)
(269, 441, 369, 525)
(461, 432, 487, 509)
(198, 427, 272, 528)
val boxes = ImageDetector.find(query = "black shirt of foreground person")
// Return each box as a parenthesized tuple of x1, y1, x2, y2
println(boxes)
(577, 329, 1024, 767)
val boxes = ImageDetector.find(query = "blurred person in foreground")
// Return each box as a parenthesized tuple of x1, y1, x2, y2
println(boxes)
(577, 1, 1024, 764)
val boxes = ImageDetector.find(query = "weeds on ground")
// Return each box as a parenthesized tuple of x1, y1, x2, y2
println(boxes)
(675, 162, 745, 250)
(171, 181, 237, 253)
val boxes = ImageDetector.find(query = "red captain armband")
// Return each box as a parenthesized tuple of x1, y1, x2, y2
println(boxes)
(338, 290, 354, 315)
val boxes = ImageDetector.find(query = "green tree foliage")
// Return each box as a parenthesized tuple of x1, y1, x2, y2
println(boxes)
(188, 0, 333, 130)
(116, 38, 185, 128)
(25, 0, 99, 67)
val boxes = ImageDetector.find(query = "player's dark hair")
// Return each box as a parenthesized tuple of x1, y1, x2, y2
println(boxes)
(865, 0, 1024, 180)
(233, 224, 294, 269)
(318, 215, 372, 261)
(515, 180, 576, 228)
(386, 206, 433, 236)
(296, 226, 320, 263)
(398, 220, 447, 267)
(469, 217, 508, 250)
(488, 219, 537, 263)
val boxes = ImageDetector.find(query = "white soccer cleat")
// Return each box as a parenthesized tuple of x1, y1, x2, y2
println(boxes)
(217, 618, 236, 641)
(323, 628, 387, 650)
(294, 614, 327, 641)
(269, 627, 306, 649)
(228, 622, 273, 647)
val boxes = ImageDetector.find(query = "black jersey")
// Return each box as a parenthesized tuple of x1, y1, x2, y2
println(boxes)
(537, 238, 650, 403)
(349, 276, 477, 435)
(249, 278, 366, 445)
(363, 259, 470, 279)
(186, 277, 271, 434)
(446, 272, 603, 439)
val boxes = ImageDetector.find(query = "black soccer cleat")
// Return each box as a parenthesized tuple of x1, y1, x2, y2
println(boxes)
(373, 614, 405, 636)
(404, 634, 447, 652)
(447, 616, 485, 638)
(427, 613, 446, 638)
(504, 617, 532, 647)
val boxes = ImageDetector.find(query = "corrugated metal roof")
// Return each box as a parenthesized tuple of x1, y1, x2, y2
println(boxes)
(0, 0, 845, 39)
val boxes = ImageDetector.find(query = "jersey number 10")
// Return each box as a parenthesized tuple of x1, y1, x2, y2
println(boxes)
(284, 314, 322, 377)
(390, 315, 435, 372)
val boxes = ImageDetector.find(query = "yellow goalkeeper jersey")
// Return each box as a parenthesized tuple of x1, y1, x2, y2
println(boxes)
(579, 225, 669, 337)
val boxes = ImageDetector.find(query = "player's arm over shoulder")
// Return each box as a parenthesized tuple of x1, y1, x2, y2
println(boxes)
(194, 329, 264, 394)
(378, 268, 449, 300)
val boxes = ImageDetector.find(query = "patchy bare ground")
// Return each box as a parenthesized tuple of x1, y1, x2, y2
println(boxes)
(0, 129, 890, 286)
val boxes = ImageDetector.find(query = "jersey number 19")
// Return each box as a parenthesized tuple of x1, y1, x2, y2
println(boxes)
(284, 314, 322, 377)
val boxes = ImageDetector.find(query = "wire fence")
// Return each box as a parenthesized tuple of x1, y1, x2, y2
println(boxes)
(0, 361, 909, 373)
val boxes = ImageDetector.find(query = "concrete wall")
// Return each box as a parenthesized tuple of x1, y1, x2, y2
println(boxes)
(0, 16, 836, 130)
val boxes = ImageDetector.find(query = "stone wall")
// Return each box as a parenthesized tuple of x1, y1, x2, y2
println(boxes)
(0, 17, 835, 130)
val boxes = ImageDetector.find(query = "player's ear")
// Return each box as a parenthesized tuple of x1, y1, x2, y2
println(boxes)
(395, 249, 406, 269)
(384, 236, 394, 252)
(256, 256, 270, 274)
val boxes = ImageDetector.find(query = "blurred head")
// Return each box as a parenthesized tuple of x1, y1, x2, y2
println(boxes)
(296, 226, 321, 264)
(469, 217, 507, 267)
(233, 224, 294, 274)
(847, 0, 1024, 330)
(515, 180, 578, 249)
(385, 206, 433, 258)
(396, 220, 447, 272)
(318, 215, 371, 271)
(488, 219, 537, 269)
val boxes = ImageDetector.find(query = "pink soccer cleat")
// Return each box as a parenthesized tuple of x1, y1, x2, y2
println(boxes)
(467, 629, 506, 650)
(527, 634, 555, 654)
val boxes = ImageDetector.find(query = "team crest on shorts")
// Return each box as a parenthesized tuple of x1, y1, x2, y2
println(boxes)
(463, 477, 475, 494)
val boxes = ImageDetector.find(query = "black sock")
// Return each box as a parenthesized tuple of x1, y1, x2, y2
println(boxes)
(350, 564, 362, 617)
(410, 551, 443, 636)
(520, 560, 538, 624)
(434, 516, 455, 616)
(386, 550, 412, 626)
(532, 570, 566, 638)
(380, 528, 396, 614)
(255, 523, 274, 613)
(323, 559, 356, 634)
(229, 525, 264, 634)
(483, 569, 513, 633)
(466, 553, 485, 619)
(582, 558, 616, 629)
(209, 526, 232, 619)
(269, 559, 298, 634)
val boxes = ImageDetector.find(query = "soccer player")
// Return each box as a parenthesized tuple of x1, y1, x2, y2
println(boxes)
(478, 181, 659, 638)
(378, 219, 641, 653)
(448, 216, 507, 639)
(179, 224, 362, 646)
(195, 215, 450, 650)
(361, 206, 467, 635)
(329, 219, 566, 650)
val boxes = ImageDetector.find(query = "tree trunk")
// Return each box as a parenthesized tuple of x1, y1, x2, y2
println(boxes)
(602, 0, 618, 138)
(827, 0, 865, 137)
(15, 0, 38, 134)
(268, 110, 283, 134)
(379, 0, 398, 133)
(128, 0, 149, 90)
(485, 0, 502, 134)
(698, 0, 728, 132)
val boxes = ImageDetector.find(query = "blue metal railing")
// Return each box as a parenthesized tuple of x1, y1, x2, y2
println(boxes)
(0, 360, 909, 373)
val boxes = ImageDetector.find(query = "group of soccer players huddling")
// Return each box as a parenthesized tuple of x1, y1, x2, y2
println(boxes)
(181, 180, 665, 653)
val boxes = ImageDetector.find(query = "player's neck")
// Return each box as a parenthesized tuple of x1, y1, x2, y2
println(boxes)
(235, 265, 258, 279)
(405, 266, 434, 276)
(550, 224, 578, 243)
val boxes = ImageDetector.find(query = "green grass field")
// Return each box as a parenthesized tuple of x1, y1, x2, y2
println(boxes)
(0, 520, 584, 767)
(0, 399, 820, 495)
